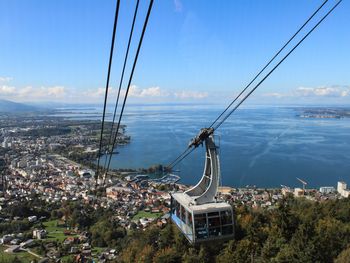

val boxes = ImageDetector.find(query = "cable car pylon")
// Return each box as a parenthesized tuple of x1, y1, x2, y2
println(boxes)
(170, 128, 234, 243)
(167, 1, 342, 243)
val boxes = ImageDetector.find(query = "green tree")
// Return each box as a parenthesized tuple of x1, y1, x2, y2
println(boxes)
(120, 242, 138, 263)
(313, 217, 349, 262)
(158, 224, 175, 249)
(260, 227, 286, 261)
(153, 247, 180, 263)
(182, 248, 200, 263)
(216, 240, 236, 263)
(274, 223, 315, 263)
(231, 239, 259, 263)
(273, 200, 298, 241)
(137, 245, 154, 263)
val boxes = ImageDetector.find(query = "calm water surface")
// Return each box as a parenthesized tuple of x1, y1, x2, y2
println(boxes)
(57, 105, 350, 188)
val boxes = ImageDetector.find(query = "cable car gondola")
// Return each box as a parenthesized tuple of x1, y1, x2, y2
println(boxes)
(170, 129, 234, 244)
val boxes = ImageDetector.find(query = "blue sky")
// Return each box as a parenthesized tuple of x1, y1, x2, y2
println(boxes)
(0, 0, 349, 104)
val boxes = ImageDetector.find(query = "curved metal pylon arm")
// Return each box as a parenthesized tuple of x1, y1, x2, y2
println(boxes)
(185, 132, 220, 205)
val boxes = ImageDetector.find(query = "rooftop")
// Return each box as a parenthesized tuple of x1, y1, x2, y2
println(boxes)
(172, 192, 231, 214)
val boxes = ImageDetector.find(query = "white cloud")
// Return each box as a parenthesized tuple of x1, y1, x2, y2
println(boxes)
(0, 85, 16, 95)
(28, 86, 66, 98)
(0, 85, 66, 101)
(341, 90, 349, 97)
(82, 86, 170, 100)
(83, 86, 208, 101)
(17, 86, 33, 97)
(0, 83, 211, 103)
(174, 90, 208, 99)
(47, 86, 65, 96)
(128, 85, 170, 98)
(296, 86, 349, 97)
(263, 85, 350, 99)
(83, 87, 106, 98)
(0, 77, 13, 83)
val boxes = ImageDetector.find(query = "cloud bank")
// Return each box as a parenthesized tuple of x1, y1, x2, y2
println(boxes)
(2, 76, 347, 105)
(83, 85, 208, 102)
(0, 77, 13, 83)
(263, 85, 350, 99)
(128, 85, 170, 98)
(0, 85, 66, 101)
(0, 78, 209, 103)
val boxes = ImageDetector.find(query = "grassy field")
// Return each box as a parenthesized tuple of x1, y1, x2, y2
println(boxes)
(132, 211, 163, 220)
(0, 245, 37, 263)
(92, 247, 106, 254)
(43, 220, 77, 242)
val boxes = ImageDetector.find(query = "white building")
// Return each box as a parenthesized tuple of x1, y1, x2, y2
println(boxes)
(294, 188, 304, 197)
(28, 216, 37, 222)
(33, 229, 47, 239)
(281, 187, 292, 196)
(337, 181, 350, 198)
(319, 186, 336, 194)
(0, 235, 13, 244)
(78, 169, 95, 179)
(1, 138, 11, 148)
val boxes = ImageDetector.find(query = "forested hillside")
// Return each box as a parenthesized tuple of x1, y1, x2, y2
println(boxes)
(0, 195, 349, 262)
(118, 197, 350, 263)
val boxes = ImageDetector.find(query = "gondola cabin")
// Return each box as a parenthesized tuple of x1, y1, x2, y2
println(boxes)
(170, 129, 234, 244)
(171, 193, 234, 243)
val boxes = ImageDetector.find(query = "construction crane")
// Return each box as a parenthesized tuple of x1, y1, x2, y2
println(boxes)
(296, 177, 307, 192)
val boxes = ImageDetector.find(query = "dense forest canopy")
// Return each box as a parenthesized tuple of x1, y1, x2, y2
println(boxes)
(118, 197, 350, 263)
(1, 196, 349, 262)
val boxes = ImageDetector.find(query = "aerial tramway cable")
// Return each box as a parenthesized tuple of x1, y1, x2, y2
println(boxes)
(104, 0, 154, 177)
(103, 0, 141, 174)
(168, 0, 342, 170)
(168, 147, 196, 170)
(208, 0, 329, 129)
(167, 147, 193, 169)
(213, 0, 342, 131)
(96, 0, 120, 185)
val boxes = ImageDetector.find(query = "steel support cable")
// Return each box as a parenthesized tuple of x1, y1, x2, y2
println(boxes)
(95, 0, 120, 185)
(168, 147, 195, 170)
(168, 0, 329, 169)
(209, 0, 328, 129)
(103, 0, 140, 172)
(105, 0, 154, 176)
(214, 0, 342, 131)
(168, 0, 342, 169)
(167, 147, 192, 169)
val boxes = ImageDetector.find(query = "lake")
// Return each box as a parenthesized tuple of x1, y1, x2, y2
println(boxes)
(57, 104, 350, 188)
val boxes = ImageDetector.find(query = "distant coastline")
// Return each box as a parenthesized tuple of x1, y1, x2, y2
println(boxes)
(296, 107, 350, 119)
